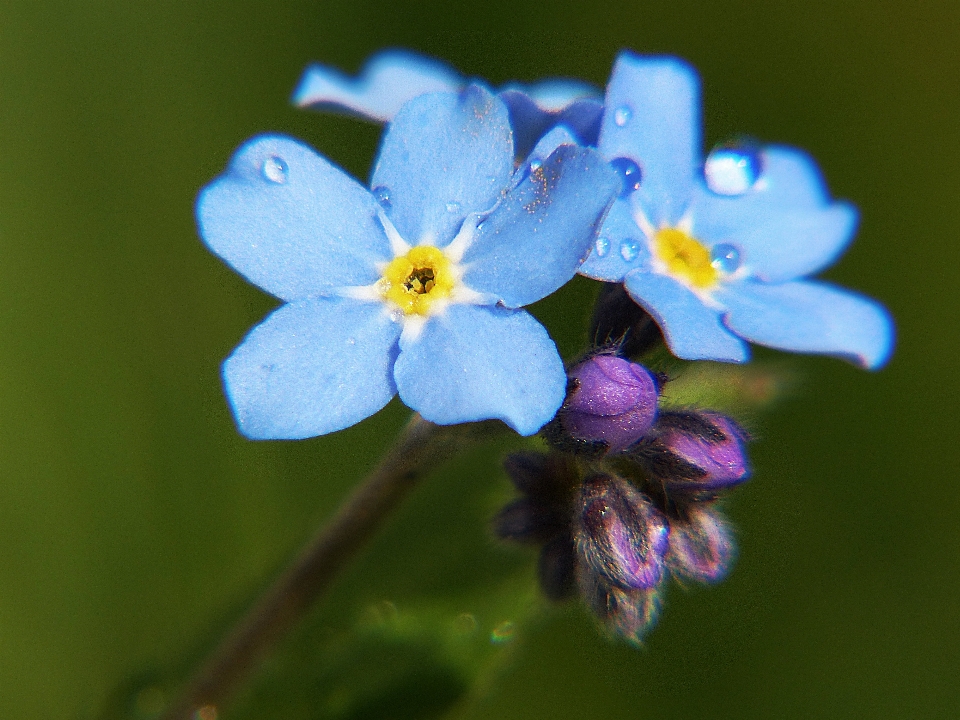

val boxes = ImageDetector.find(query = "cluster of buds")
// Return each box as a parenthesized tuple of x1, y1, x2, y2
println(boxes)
(495, 326, 751, 644)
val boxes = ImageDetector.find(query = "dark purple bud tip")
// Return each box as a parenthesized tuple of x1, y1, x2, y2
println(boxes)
(648, 412, 750, 492)
(561, 356, 659, 453)
(579, 570, 662, 646)
(502, 450, 575, 500)
(589, 282, 665, 358)
(539, 535, 577, 601)
(575, 474, 668, 590)
(493, 498, 567, 544)
(666, 505, 736, 584)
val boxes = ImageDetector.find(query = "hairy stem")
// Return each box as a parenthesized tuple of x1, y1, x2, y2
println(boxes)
(161, 414, 479, 720)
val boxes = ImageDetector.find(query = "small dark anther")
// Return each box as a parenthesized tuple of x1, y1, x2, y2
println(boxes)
(404, 266, 436, 294)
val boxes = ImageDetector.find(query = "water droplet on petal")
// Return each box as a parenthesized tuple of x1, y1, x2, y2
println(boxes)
(346, 337, 357, 346)
(389, 309, 404, 324)
(446, 201, 461, 214)
(704, 145, 762, 195)
(613, 105, 632, 127)
(710, 243, 742, 273)
(620, 239, 640, 262)
(262, 155, 288, 184)
(529, 159, 543, 172)
(609, 157, 643, 198)
(594, 236, 611, 257)
(372, 185, 392, 210)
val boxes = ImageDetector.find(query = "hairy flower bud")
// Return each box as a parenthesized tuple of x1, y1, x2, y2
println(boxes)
(575, 474, 668, 590)
(637, 411, 749, 494)
(559, 355, 659, 453)
(579, 570, 662, 645)
(666, 505, 736, 584)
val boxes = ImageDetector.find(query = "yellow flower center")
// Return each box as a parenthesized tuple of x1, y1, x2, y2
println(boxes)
(653, 227, 718, 289)
(380, 245, 456, 315)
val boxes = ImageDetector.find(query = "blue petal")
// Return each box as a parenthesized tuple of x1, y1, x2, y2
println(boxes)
(704, 202, 857, 283)
(526, 126, 580, 162)
(499, 89, 604, 159)
(692, 146, 836, 223)
(461, 144, 619, 307)
(223, 298, 401, 439)
(623, 271, 749, 362)
(292, 50, 462, 122)
(394, 304, 566, 435)
(742, 145, 832, 207)
(511, 78, 601, 112)
(371, 86, 514, 247)
(691, 146, 857, 282)
(719, 280, 894, 369)
(197, 135, 390, 302)
(552, 98, 605, 146)
(598, 53, 700, 226)
(578, 199, 652, 282)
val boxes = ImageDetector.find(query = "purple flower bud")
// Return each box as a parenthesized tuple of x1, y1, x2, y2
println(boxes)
(561, 356, 659, 453)
(666, 505, 736, 584)
(639, 411, 750, 493)
(575, 474, 669, 590)
(579, 569, 662, 645)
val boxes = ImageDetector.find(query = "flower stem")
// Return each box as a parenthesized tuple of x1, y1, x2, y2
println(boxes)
(161, 414, 480, 720)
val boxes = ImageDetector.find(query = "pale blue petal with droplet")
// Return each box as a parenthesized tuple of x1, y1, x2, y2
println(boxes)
(691, 145, 834, 234)
(696, 200, 857, 283)
(394, 304, 566, 435)
(223, 298, 401, 440)
(623, 271, 749, 362)
(371, 86, 514, 247)
(578, 200, 652, 282)
(704, 146, 763, 196)
(197, 135, 390, 302)
(746, 145, 832, 208)
(718, 280, 894, 369)
(461, 145, 618, 307)
(292, 50, 462, 122)
(609, 157, 644, 198)
(597, 53, 700, 226)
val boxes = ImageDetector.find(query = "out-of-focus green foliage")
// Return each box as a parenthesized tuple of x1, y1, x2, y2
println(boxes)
(0, 0, 957, 718)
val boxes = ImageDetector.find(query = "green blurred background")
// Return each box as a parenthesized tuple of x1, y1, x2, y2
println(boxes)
(0, 0, 957, 717)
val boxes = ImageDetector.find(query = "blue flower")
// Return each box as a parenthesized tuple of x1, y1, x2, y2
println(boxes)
(197, 86, 618, 439)
(293, 49, 604, 160)
(579, 53, 894, 369)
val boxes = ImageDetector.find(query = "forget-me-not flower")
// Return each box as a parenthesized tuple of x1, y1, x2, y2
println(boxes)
(579, 53, 894, 368)
(198, 86, 618, 439)
(293, 49, 604, 160)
